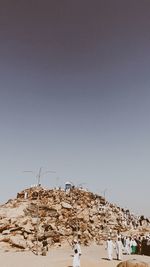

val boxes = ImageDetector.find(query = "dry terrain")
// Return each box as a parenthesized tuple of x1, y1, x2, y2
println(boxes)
(0, 244, 150, 267)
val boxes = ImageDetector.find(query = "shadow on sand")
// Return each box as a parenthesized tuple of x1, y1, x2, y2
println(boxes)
(101, 257, 121, 261)
(101, 257, 111, 261)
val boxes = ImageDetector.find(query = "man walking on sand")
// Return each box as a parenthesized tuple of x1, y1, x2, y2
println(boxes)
(106, 237, 114, 260)
(115, 237, 123, 260)
(73, 239, 82, 267)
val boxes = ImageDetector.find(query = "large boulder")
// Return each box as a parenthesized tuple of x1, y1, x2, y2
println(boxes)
(9, 235, 27, 249)
(61, 202, 73, 209)
(117, 260, 149, 267)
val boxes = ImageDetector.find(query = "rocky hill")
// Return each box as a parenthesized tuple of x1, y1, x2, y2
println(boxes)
(0, 186, 149, 252)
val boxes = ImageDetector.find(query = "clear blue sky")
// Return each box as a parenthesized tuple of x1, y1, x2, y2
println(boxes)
(0, 1, 150, 217)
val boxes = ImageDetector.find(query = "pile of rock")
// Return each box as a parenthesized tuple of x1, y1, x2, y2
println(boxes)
(0, 186, 149, 251)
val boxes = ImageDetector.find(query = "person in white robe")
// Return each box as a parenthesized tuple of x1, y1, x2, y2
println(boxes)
(125, 237, 131, 255)
(115, 237, 123, 260)
(73, 239, 81, 267)
(106, 237, 114, 260)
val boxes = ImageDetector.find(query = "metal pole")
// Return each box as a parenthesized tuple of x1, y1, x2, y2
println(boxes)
(102, 188, 107, 199)
(23, 167, 56, 255)
(36, 183, 40, 255)
(36, 167, 42, 255)
(36, 192, 39, 255)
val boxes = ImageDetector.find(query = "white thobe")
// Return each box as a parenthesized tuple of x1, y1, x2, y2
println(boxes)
(73, 243, 81, 267)
(125, 238, 131, 255)
(106, 240, 114, 260)
(115, 240, 123, 260)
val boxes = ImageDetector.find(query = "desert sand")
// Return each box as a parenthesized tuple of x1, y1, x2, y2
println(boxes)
(0, 244, 150, 267)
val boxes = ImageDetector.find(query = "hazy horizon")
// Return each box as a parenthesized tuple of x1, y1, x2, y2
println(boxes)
(0, 1, 150, 217)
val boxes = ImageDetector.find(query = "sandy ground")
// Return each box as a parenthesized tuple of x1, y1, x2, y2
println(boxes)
(0, 244, 150, 267)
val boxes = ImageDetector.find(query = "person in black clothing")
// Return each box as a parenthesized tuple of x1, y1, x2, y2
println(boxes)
(141, 237, 147, 255)
(146, 238, 150, 256)
(136, 237, 142, 255)
(41, 238, 48, 256)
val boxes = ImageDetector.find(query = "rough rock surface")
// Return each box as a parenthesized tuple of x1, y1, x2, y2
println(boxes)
(117, 260, 149, 267)
(0, 186, 149, 251)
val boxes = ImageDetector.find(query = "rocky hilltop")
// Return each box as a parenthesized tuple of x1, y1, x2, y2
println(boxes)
(0, 186, 149, 251)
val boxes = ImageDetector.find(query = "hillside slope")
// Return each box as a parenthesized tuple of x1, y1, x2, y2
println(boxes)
(0, 186, 149, 251)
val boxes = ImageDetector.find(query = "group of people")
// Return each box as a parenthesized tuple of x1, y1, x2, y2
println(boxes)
(72, 234, 150, 267)
(40, 233, 150, 266)
(106, 234, 150, 261)
(106, 236, 123, 261)
(120, 234, 150, 256)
